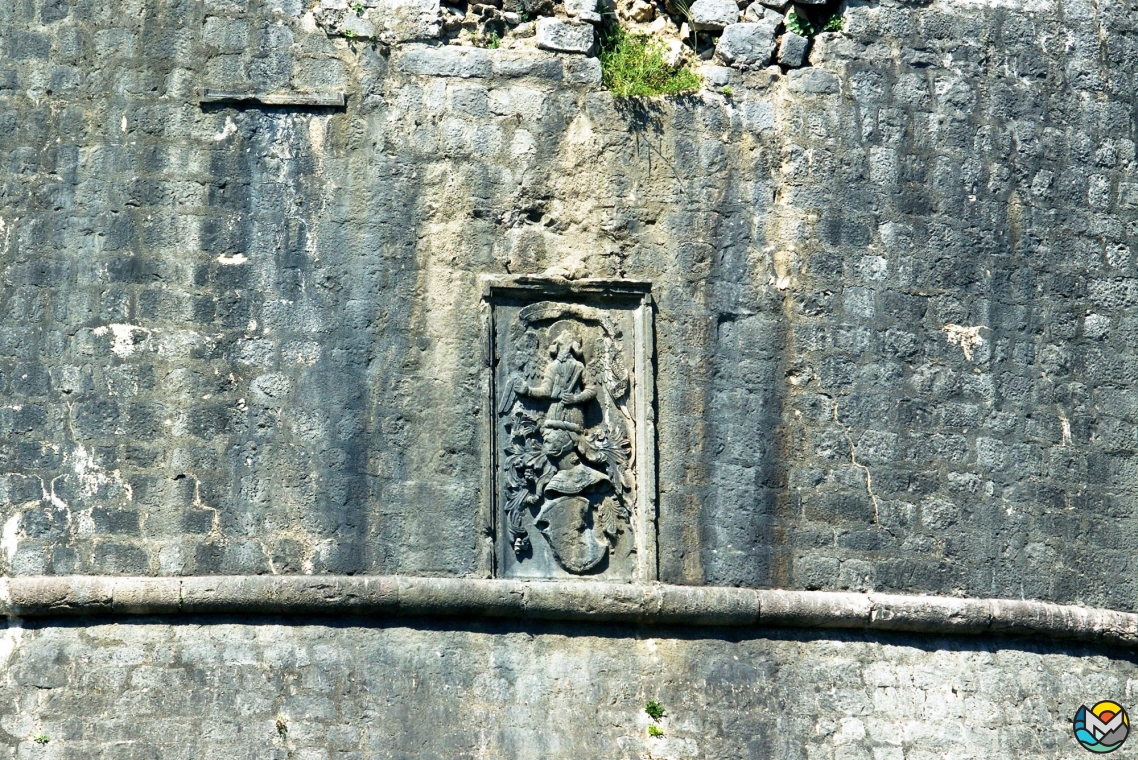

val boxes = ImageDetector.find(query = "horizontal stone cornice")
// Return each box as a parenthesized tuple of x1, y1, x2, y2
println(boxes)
(1, 575, 1135, 647)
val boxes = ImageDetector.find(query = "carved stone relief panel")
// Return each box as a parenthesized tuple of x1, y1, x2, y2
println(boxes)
(483, 277, 656, 582)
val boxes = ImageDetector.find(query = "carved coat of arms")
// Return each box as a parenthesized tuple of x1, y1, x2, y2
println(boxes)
(485, 279, 656, 581)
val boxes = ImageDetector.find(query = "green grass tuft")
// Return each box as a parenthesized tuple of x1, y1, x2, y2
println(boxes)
(648, 724, 664, 737)
(788, 7, 843, 37)
(599, 27, 701, 99)
(645, 700, 666, 721)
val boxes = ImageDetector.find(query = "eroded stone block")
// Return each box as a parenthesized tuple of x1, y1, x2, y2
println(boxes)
(777, 30, 809, 67)
(715, 21, 777, 66)
(690, 0, 738, 30)
(535, 17, 595, 53)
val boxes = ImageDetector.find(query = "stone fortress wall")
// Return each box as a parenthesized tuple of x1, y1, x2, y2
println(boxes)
(1, 0, 1137, 755)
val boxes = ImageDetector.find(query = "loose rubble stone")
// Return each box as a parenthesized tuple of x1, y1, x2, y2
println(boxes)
(777, 30, 808, 66)
(689, 0, 739, 30)
(565, 0, 602, 23)
(662, 37, 686, 68)
(742, 2, 779, 23)
(715, 20, 777, 66)
(535, 17, 595, 53)
(397, 44, 493, 76)
(502, 0, 555, 16)
(372, 0, 442, 41)
(629, 0, 655, 22)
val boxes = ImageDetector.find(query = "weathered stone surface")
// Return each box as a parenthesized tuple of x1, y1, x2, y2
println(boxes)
(715, 20, 778, 66)
(0, 0, 1136, 620)
(786, 64, 838, 92)
(689, 0, 738, 30)
(1, 617, 1137, 757)
(0, 0, 1137, 750)
(565, 0, 602, 23)
(397, 44, 493, 76)
(342, 13, 377, 37)
(743, 2, 781, 23)
(13, 575, 1138, 651)
(535, 17, 595, 53)
(563, 55, 602, 83)
(698, 63, 736, 87)
(371, 0, 442, 41)
(777, 30, 808, 66)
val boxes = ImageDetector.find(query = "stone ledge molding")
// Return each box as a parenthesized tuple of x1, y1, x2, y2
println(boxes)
(2, 575, 1136, 646)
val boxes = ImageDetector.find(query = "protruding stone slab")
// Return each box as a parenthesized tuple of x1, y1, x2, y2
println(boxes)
(869, 593, 991, 634)
(491, 52, 565, 79)
(758, 589, 872, 628)
(715, 20, 778, 66)
(6, 575, 1138, 649)
(689, 0, 738, 30)
(535, 17, 595, 53)
(199, 89, 348, 107)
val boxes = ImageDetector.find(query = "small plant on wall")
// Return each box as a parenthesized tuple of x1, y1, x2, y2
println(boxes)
(599, 27, 701, 98)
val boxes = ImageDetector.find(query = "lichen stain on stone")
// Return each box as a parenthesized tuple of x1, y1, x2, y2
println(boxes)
(71, 445, 132, 502)
(213, 115, 238, 142)
(92, 324, 151, 358)
(0, 620, 24, 673)
(941, 324, 986, 361)
(1, 514, 20, 564)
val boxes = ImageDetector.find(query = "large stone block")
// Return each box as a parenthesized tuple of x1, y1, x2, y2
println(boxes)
(565, 0, 602, 23)
(777, 30, 809, 66)
(535, 17, 595, 53)
(689, 0, 738, 30)
(397, 44, 493, 76)
(715, 21, 778, 66)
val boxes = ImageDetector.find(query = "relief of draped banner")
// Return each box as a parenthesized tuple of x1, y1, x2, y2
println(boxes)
(481, 277, 657, 582)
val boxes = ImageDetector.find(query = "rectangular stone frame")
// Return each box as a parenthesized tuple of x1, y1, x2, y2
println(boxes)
(479, 276, 657, 582)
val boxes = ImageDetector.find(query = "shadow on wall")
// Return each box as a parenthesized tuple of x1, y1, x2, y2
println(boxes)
(13, 613, 1138, 664)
